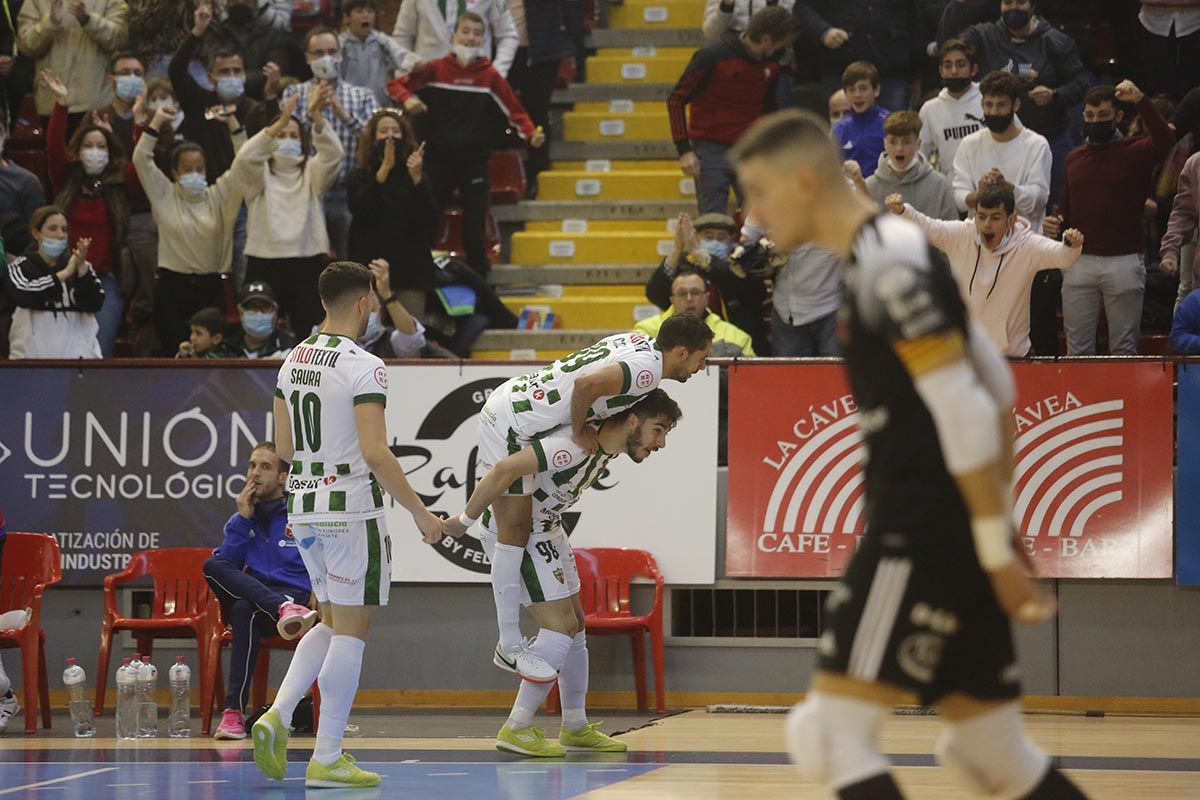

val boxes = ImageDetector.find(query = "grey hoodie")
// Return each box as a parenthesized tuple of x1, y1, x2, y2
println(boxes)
(866, 152, 959, 221)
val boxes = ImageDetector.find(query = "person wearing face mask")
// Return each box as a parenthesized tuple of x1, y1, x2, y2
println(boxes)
(283, 26, 380, 260)
(668, 6, 797, 214)
(827, 88, 850, 126)
(854, 110, 957, 221)
(134, 102, 247, 354)
(960, 0, 1089, 206)
(636, 268, 755, 357)
(200, 0, 301, 101)
(643, 212, 770, 354)
(386, 12, 544, 277)
(346, 109, 436, 318)
(231, 91, 343, 338)
(1042, 81, 1172, 357)
(43, 67, 130, 358)
(18, 0, 129, 125)
(359, 257, 430, 358)
(391, 0, 520, 78)
(918, 39, 984, 177)
(886, 182, 1083, 357)
(3, 206, 105, 358)
(223, 281, 296, 358)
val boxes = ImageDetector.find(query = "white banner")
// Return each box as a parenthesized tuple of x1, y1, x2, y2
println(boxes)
(381, 364, 719, 584)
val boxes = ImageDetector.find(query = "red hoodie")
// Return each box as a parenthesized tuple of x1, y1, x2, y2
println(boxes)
(387, 55, 535, 159)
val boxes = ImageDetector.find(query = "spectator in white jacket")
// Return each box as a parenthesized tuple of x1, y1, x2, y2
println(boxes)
(951, 70, 1050, 231)
(391, 0, 519, 77)
(918, 38, 983, 177)
(885, 182, 1082, 357)
(702, 0, 794, 40)
(232, 92, 343, 338)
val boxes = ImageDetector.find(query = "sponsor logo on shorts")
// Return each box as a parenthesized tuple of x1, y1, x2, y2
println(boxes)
(327, 572, 355, 585)
(374, 367, 389, 389)
(635, 370, 654, 389)
(897, 632, 944, 684)
(553, 568, 565, 584)
(552, 450, 572, 468)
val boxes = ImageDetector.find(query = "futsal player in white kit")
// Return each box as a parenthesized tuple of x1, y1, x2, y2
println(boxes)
(252, 261, 446, 788)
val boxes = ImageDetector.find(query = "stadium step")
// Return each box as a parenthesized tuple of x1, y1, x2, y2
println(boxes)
(492, 199, 693, 222)
(554, 160, 680, 173)
(588, 28, 704, 48)
(549, 140, 678, 161)
(562, 110, 671, 141)
(552, 83, 672, 104)
(523, 219, 675, 232)
(586, 54, 691, 84)
(490, 263, 657, 285)
(608, 0, 705, 30)
(499, 294, 657, 329)
(510, 230, 676, 264)
(536, 170, 695, 201)
(472, 329, 626, 360)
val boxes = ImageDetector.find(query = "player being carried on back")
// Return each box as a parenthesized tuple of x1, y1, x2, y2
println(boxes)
(446, 388, 683, 757)
(732, 111, 1088, 800)
(472, 315, 713, 684)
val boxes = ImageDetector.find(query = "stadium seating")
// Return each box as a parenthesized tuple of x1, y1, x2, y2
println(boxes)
(0, 533, 61, 734)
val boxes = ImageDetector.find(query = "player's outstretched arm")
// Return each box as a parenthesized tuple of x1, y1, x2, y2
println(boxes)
(445, 448, 540, 537)
(570, 364, 625, 452)
(273, 395, 295, 465)
(355, 402, 446, 543)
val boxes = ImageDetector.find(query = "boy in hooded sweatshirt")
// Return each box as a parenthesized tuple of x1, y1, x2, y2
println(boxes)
(918, 39, 984, 177)
(387, 11, 544, 276)
(885, 181, 1083, 357)
(863, 111, 958, 220)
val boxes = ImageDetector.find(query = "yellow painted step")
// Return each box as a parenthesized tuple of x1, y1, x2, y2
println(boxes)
(558, 284, 645, 297)
(473, 349, 574, 361)
(554, 160, 680, 173)
(594, 47, 697, 58)
(525, 218, 676, 232)
(563, 111, 671, 141)
(587, 55, 690, 84)
(609, 0, 705, 30)
(501, 296, 656, 329)
(574, 100, 662, 114)
(537, 170, 695, 201)
(511, 231, 676, 264)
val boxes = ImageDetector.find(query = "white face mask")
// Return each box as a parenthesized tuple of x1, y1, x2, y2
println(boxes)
(453, 44, 480, 64)
(81, 148, 110, 175)
(310, 54, 341, 81)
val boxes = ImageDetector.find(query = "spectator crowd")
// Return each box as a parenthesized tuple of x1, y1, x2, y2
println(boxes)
(0, 0, 1199, 360)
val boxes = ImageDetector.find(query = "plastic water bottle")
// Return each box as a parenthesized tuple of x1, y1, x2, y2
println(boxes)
(136, 659, 158, 738)
(63, 659, 95, 738)
(115, 658, 137, 740)
(168, 656, 191, 738)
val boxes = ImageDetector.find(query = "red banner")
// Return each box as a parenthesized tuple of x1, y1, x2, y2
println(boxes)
(726, 361, 1174, 579)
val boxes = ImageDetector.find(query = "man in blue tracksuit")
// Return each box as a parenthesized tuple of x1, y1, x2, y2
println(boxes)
(203, 442, 315, 740)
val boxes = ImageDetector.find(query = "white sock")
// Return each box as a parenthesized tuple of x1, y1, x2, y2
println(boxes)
(270, 622, 332, 729)
(559, 632, 589, 732)
(312, 635, 366, 766)
(491, 543, 525, 652)
(506, 629, 573, 729)
(0, 654, 10, 697)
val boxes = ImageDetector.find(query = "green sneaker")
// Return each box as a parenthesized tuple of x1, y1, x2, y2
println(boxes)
(305, 753, 382, 788)
(251, 709, 289, 780)
(496, 724, 567, 757)
(559, 722, 629, 753)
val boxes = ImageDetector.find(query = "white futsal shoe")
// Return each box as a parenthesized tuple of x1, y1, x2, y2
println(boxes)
(493, 640, 557, 683)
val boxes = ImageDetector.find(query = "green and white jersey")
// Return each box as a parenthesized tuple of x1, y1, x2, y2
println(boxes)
(502, 332, 663, 438)
(276, 332, 390, 522)
(482, 429, 617, 535)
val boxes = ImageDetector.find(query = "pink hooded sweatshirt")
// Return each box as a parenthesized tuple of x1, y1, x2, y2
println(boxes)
(900, 203, 1082, 357)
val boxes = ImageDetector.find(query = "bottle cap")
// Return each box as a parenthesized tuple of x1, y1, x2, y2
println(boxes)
(122, 658, 131, 665)
(132, 653, 141, 660)
(67, 658, 76, 666)
(176, 656, 185, 663)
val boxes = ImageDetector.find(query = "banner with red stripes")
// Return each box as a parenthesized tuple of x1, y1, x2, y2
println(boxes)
(726, 362, 1173, 579)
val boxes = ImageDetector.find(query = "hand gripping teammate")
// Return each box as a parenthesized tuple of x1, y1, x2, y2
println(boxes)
(446, 389, 682, 756)
(253, 262, 446, 788)
(473, 317, 712, 684)
(733, 111, 1087, 800)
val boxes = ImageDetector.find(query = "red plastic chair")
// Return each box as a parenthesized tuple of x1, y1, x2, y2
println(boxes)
(93, 549, 223, 723)
(7, 95, 49, 196)
(434, 210, 502, 264)
(548, 548, 666, 714)
(489, 150, 527, 204)
(207, 627, 321, 730)
(0, 533, 61, 733)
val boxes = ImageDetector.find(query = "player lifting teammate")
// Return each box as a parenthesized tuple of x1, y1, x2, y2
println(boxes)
(732, 111, 1088, 799)
(447, 388, 683, 757)
(253, 262, 446, 788)
(478, 318, 712, 683)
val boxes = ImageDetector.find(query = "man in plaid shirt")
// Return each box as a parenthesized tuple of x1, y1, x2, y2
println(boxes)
(283, 26, 381, 259)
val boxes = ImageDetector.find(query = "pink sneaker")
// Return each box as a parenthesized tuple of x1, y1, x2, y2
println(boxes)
(213, 708, 246, 740)
(277, 601, 318, 640)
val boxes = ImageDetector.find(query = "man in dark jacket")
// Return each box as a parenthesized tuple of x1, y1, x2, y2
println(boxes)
(203, 442, 315, 741)
(959, 0, 1088, 205)
(201, 0, 303, 101)
(793, 0, 921, 112)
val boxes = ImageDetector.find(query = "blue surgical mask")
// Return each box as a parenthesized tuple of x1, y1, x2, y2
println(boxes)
(241, 310, 276, 338)
(699, 239, 731, 260)
(115, 74, 143, 102)
(216, 76, 245, 102)
(360, 310, 383, 343)
(275, 138, 303, 158)
(178, 171, 208, 195)
(40, 237, 68, 259)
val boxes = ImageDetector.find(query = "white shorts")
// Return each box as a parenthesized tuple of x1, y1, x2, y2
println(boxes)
(478, 387, 535, 496)
(293, 517, 391, 607)
(482, 527, 580, 605)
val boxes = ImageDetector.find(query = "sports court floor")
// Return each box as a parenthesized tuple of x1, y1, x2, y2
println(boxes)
(1, 709, 1198, 798)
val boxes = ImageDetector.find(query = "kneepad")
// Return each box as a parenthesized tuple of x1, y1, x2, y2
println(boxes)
(786, 693, 891, 789)
(935, 703, 1048, 799)
(785, 699, 828, 783)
